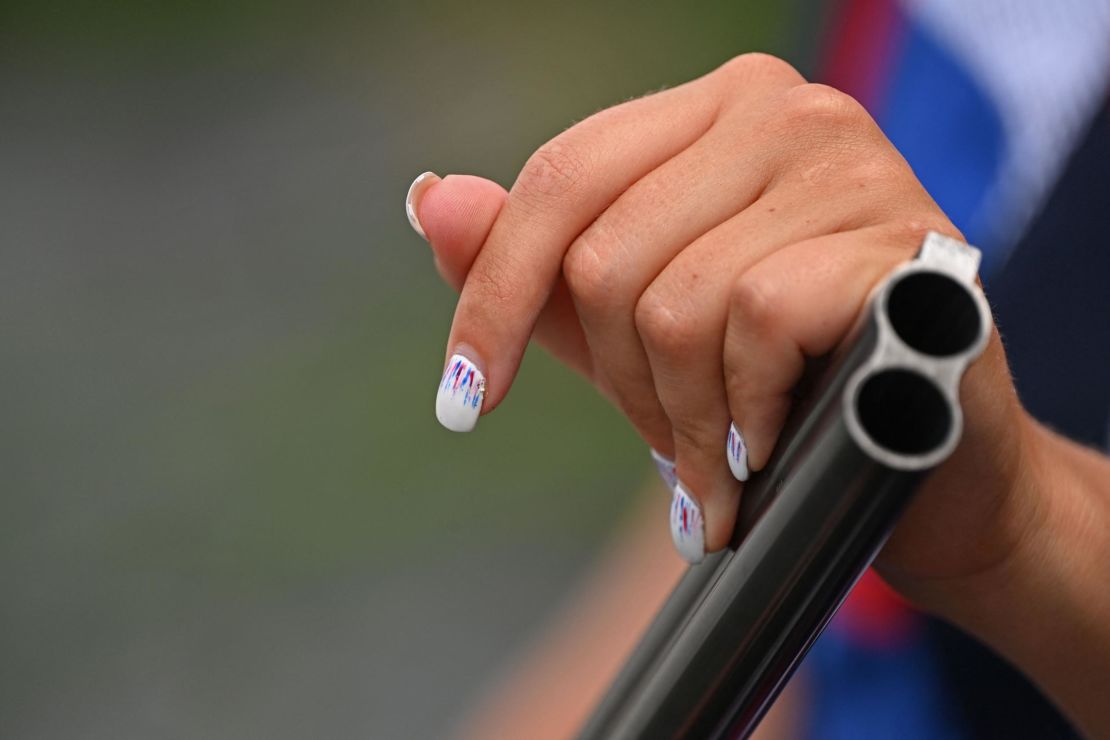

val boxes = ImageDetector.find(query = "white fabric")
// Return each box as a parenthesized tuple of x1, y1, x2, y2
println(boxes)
(901, 0, 1110, 250)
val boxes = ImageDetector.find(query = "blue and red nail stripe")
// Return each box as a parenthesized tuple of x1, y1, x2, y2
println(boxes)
(727, 426, 745, 464)
(440, 356, 484, 409)
(670, 488, 702, 540)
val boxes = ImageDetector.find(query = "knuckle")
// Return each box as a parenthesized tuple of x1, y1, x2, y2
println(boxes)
(563, 224, 625, 311)
(516, 138, 590, 203)
(779, 83, 870, 132)
(635, 288, 698, 356)
(730, 274, 780, 336)
(717, 52, 801, 84)
(882, 215, 961, 249)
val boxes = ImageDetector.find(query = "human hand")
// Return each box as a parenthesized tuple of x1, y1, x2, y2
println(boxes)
(405, 54, 1034, 599)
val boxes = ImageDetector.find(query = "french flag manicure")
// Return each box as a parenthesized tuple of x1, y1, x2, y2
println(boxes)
(670, 482, 705, 564)
(436, 353, 485, 432)
(726, 422, 749, 482)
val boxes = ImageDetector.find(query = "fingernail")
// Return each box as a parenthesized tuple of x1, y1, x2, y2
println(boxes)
(670, 481, 705, 564)
(405, 171, 440, 240)
(650, 448, 678, 491)
(436, 352, 485, 432)
(726, 422, 749, 482)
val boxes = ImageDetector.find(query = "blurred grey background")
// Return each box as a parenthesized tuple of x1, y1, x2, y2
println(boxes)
(1, 2, 808, 736)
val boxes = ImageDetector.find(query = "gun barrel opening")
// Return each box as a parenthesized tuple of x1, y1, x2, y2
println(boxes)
(886, 271, 982, 357)
(855, 369, 952, 456)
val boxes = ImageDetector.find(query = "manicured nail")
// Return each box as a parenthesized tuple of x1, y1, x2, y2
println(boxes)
(670, 481, 705, 564)
(436, 352, 485, 432)
(650, 448, 678, 491)
(726, 422, 749, 482)
(405, 171, 440, 240)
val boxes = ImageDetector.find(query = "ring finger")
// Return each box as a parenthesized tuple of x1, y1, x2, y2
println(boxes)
(639, 189, 885, 561)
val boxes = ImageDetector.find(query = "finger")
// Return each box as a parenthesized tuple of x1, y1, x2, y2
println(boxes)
(562, 80, 806, 455)
(408, 172, 595, 380)
(438, 55, 803, 433)
(600, 80, 912, 506)
(564, 76, 900, 461)
(724, 223, 953, 472)
(638, 185, 865, 559)
(408, 173, 509, 290)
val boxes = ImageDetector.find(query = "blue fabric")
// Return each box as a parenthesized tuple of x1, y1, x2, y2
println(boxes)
(803, 0, 1104, 735)
(800, 9, 1009, 739)
(802, 623, 966, 740)
(877, 18, 1008, 275)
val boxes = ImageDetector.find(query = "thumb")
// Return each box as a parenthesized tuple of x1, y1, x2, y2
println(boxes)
(405, 172, 508, 291)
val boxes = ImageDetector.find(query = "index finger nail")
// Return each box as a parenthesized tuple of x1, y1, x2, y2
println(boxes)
(436, 352, 485, 432)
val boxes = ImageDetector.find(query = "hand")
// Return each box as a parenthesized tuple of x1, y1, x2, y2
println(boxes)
(406, 54, 1034, 591)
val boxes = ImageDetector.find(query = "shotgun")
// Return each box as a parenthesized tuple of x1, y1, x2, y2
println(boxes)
(580, 232, 990, 739)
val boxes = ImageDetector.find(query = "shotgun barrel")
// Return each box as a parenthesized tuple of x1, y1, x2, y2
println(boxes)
(580, 232, 990, 739)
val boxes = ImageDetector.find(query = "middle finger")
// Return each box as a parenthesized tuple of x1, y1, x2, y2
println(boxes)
(561, 96, 797, 455)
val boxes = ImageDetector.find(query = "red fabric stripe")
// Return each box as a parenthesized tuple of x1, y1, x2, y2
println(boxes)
(819, 0, 904, 113)
(834, 568, 918, 648)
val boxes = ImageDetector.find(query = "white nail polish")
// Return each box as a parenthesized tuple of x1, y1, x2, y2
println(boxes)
(436, 353, 485, 432)
(405, 171, 438, 240)
(650, 448, 678, 491)
(670, 482, 705, 564)
(726, 422, 749, 482)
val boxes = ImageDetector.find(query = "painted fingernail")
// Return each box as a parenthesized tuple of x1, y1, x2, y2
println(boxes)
(726, 422, 749, 482)
(436, 352, 485, 432)
(650, 448, 678, 491)
(670, 482, 705, 564)
(405, 171, 440, 240)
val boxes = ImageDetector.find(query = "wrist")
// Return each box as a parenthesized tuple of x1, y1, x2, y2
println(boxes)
(875, 340, 1043, 613)
(913, 413, 1054, 623)
(912, 418, 1110, 737)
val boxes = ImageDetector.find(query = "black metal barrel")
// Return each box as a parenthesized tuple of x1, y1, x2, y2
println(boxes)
(580, 233, 990, 739)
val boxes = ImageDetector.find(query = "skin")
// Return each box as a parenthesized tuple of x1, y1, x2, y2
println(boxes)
(410, 55, 1110, 737)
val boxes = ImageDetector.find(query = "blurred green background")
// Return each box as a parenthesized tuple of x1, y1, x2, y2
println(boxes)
(1, 2, 813, 736)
